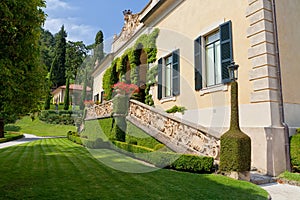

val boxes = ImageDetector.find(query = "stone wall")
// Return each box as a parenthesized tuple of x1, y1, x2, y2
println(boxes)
(128, 100, 220, 159)
(85, 101, 113, 120)
(84, 99, 220, 159)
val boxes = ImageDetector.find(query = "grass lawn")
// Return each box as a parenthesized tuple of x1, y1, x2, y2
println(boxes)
(279, 171, 300, 182)
(4, 116, 76, 137)
(0, 138, 268, 199)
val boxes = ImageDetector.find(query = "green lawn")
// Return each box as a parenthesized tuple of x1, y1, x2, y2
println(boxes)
(4, 116, 76, 136)
(279, 171, 300, 182)
(0, 138, 268, 199)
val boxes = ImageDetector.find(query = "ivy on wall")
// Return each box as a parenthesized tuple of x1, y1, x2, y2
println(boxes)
(102, 28, 159, 104)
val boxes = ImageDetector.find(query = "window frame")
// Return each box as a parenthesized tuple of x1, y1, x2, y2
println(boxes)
(194, 21, 233, 93)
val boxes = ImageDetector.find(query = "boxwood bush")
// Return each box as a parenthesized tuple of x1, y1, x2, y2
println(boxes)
(291, 129, 300, 172)
(67, 131, 82, 145)
(39, 110, 82, 125)
(112, 141, 214, 173)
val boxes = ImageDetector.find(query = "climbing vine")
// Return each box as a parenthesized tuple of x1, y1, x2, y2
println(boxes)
(102, 28, 159, 104)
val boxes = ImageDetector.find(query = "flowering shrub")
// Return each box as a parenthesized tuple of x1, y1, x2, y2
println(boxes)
(113, 82, 139, 96)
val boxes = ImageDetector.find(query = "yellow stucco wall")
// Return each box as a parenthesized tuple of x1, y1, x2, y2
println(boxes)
(275, 0, 300, 104)
(152, 0, 252, 111)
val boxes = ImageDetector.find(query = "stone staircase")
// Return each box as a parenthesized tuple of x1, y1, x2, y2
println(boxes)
(85, 99, 220, 159)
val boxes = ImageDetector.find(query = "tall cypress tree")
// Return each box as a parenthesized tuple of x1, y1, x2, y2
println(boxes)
(52, 25, 67, 88)
(63, 77, 70, 110)
(93, 30, 104, 65)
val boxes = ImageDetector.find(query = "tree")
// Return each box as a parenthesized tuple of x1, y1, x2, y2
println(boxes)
(40, 28, 55, 71)
(63, 77, 70, 110)
(66, 41, 87, 80)
(0, 0, 46, 137)
(52, 25, 67, 88)
(93, 30, 105, 65)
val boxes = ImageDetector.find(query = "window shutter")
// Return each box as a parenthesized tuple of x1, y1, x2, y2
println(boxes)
(172, 49, 180, 96)
(220, 21, 233, 84)
(157, 58, 163, 100)
(194, 36, 202, 90)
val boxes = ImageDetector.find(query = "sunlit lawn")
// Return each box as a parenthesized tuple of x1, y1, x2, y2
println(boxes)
(0, 138, 268, 199)
(4, 116, 76, 136)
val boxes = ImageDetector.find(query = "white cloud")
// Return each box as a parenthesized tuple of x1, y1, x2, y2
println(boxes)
(43, 17, 96, 45)
(46, 0, 74, 10)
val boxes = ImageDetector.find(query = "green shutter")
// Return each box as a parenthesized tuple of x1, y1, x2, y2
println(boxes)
(220, 21, 233, 84)
(194, 36, 202, 90)
(172, 49, 180, 96)
(157, 58, 163, 100)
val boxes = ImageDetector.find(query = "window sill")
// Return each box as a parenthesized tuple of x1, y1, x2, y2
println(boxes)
(199, 84, 228, 96)
(160, 96, 176, 104)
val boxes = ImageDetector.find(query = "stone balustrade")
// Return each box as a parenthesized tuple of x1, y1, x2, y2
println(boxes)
(84, 99, 220, 159)
(85, 101, 113, 120)
(128, 100, 220, 159)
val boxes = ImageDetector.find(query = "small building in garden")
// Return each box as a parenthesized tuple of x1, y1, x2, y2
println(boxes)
(91, 0, 300, 176)
(52, 84, 92, 105)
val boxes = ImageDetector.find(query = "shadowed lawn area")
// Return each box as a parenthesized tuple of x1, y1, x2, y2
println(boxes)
(5, 116, 76, 136)
(0, 138, 268, 199)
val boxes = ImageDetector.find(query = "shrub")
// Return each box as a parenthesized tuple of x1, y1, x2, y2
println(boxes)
(39, 110, 82, 125)
(166, 105, 186, 114)
(290, 130, 300, 172)
(112, 141, 154, 154)
(111, 141, 213, 173)
(170, 154, 214, 173)
(220, 131, 251, 172)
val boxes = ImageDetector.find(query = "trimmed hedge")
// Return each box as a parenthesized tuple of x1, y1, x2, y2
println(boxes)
(39, 110, 82, 125)
(220, 131, 251, 172)
(67, 131, 82, 145)
(112, 141, 214, 173)
(291, 129, 300, 172)
(0, 132, 24, 143)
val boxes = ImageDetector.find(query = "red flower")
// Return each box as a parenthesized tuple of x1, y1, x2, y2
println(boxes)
(113, 82, 139, 96)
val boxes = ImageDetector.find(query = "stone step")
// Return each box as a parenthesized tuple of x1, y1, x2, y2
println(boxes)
(250, 172, 277, 185)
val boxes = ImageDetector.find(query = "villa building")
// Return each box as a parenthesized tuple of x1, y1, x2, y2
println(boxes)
(52, 84, 92, 105)
(91, 0, 300, 176)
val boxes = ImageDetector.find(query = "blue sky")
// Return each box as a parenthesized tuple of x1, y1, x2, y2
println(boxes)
(43, 0, 149, 46)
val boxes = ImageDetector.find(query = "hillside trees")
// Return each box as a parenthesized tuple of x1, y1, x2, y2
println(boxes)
(0, 0, 46, 137)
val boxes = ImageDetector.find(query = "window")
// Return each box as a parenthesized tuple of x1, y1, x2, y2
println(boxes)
(164, 55, 173, 97)
(94, 94, 99, 102)
(205, 31, 221, 86)
(158, 49, 180, 100)
(194, 21, 233, 90)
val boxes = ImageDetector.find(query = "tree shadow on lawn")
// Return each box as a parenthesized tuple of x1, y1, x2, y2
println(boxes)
(0, 139, 269, 200)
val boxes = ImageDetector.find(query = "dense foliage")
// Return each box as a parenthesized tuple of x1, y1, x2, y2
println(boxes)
(0, 0, 46, 131)
(290, 129, 300, 172)
(39, 110, 82, 125)
(166, 105, 187, 114)
(102, 29, 159, 103)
